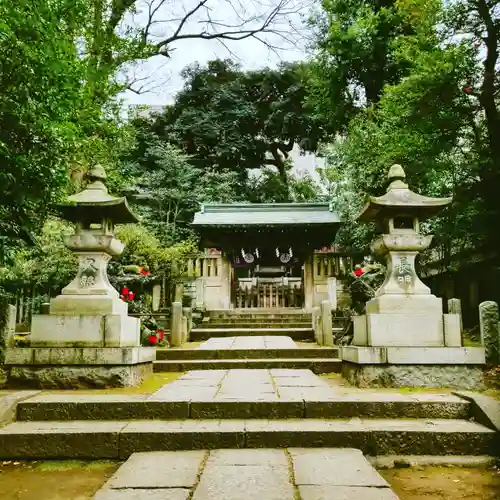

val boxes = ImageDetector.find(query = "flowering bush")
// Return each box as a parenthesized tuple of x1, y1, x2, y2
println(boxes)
(119, 287, 135, 302)
(346, 261, 386, 314)
(140, 315, 168, 347)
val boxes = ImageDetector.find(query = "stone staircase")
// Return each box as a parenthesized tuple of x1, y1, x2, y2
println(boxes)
(164, 310, 343, 373)
(190, 310, 316, 341)
(155, 336, 341, 373)
(0, 368, 497, 460)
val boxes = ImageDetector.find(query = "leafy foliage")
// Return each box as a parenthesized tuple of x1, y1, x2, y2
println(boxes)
(0, 0, 97, 247)
(313, 0, 499, 273)
(147, 59, 324, 196)
(307, 0, 430, 133)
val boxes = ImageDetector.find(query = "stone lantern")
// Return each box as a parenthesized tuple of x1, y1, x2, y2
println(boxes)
(5, 166, 155, 388)
(340, 164, 486, 389)
(49, 165, 136, 317)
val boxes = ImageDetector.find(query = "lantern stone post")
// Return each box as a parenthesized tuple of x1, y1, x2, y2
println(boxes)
(340, 165, 486, 389)
(4, 166, 155, 388)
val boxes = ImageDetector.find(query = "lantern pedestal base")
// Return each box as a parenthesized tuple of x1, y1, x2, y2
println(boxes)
(353, 295, 462, 347)
(29, 313, 140, 348)
(50, 294, 128, 316)
(3, 347, 155, 388)
(339, 346, 486, 390)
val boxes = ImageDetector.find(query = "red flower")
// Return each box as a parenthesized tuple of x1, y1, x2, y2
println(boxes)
(148, 334, 158, 345)
(128, 291, 135, 301)
(140, 268, 150, 276)
(354, 267, 364, 277)
(464, 87, 472, 94)
(121, 287, 129, 296)
(157, 330, 165, 341)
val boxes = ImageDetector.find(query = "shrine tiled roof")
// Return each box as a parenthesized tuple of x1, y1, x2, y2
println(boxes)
(192, 203, 340, 226)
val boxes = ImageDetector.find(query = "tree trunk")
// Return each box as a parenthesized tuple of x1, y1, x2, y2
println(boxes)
(477, 0, 500, 168)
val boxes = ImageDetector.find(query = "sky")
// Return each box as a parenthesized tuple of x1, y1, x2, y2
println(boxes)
(119, 0, 312, 106)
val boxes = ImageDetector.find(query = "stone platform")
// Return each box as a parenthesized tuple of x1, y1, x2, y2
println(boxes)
(3, 346, 155, 389)
(340, 346, 486, 390)
(93, 448, 399, 500)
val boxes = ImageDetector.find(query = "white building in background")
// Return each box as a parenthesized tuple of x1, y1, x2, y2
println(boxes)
(129, 104, 166, 120)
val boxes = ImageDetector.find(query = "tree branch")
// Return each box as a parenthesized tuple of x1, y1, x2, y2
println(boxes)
(155, 0, 298, 52)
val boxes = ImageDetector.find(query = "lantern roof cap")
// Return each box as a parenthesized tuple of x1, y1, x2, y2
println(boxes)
(55, 165, 139, 224)
(358, 164, 452, 222)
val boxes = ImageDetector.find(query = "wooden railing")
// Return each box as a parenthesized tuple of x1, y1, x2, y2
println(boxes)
(234, 279, 303, 308)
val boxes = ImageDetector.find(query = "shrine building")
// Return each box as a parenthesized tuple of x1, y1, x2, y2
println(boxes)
(186, 203, 357, 311)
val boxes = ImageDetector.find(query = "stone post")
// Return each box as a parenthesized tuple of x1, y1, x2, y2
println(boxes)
(448, 298, 463, 332)
(0, 304, 16, 386)
(220, 257, 232, 309)
(312, 306, 322, 345)
(182, 316, 188, 344)
(170, 302, 183, 347)
(321, 300, 333, 346)
(183, 307, 193, 337)
(304, 255, 314, 311)
(479, 301, 500, 365)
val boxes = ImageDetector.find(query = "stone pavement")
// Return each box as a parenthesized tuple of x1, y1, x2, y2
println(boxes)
(151, 368, 333, 401)
(94, 448, 400, 500)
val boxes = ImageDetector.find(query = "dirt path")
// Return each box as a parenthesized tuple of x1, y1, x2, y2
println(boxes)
(0, 461, 120, 500)
(381, 466, 500, 500)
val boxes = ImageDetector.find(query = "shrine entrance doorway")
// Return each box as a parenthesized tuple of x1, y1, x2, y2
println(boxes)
(231, 247, 304, 309)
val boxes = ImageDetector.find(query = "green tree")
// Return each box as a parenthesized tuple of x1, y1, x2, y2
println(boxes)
(122, 131, 244, 245)
(148, 59, 324, 195)
(319, 0, 479, 261)
(247, 167, 324, 203)
(307, 0, 437, 133)
(0, 0, 99, 250)
(446, 0, 500, 249)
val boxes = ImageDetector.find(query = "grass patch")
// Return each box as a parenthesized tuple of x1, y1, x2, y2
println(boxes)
(45, 372, 184, 395)
(159, 341, 203, 350)
(34, 460, 119, 472)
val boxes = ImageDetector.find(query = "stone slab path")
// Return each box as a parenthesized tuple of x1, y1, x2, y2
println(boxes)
(151, 369, 334, 401)
(94, 448, 400, 500)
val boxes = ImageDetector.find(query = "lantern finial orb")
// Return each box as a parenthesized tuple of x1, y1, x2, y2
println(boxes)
(388, 164, 405, 181)
(88, 164, 107, 182)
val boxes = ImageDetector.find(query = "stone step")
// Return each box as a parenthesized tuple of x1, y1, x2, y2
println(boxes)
(153, 358, 341, 373)
(156, 347, 339, 360)
(16, 393, 471, 421)
(198, 322, 313, 329)
(0, 418, 494, 459)
(92, 448, 400, 500)
(190, 327, 314, 341)
(208, 309, 309, 316)
(204, 317, 312, 322)
(207, 316, 312, 322)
